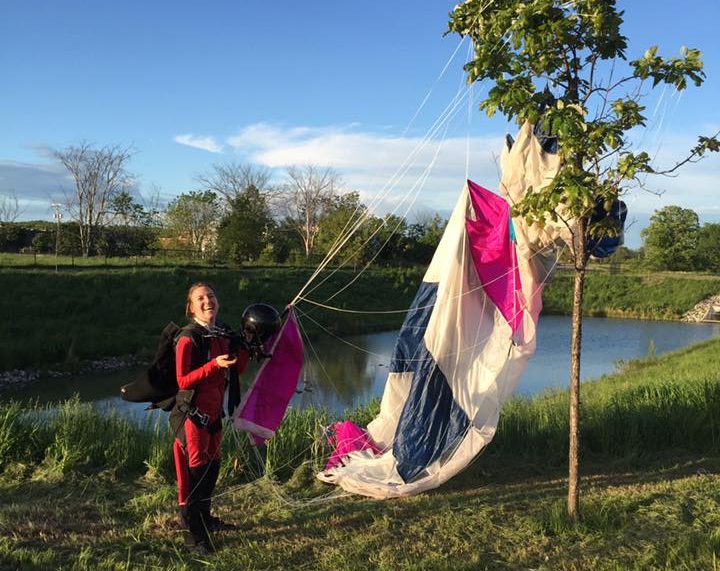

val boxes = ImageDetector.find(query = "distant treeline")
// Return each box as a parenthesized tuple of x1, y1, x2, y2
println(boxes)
(0, 209, 446, 268)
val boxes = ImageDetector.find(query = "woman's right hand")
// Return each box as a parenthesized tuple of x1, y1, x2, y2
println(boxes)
(215, 354, 238, 368)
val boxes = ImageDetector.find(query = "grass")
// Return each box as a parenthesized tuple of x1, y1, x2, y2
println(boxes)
(492, 338, 720, 469)
(0, 266, 423, 370)
(0, 251, 211, 269)
(2, 339, 720, 568)
(543, 272, 720, 319)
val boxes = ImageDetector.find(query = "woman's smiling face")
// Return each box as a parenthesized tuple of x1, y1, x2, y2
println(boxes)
(188, 285, 219, 325)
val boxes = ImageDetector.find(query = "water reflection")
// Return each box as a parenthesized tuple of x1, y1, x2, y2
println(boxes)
(3, 318, 719, 417)
(292, 331, 397, 413)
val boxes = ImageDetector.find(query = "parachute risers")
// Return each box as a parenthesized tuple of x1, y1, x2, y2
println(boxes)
(318, 125, 560, 499)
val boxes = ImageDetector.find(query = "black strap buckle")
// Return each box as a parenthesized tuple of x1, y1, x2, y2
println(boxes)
(189, 407, 210, 427)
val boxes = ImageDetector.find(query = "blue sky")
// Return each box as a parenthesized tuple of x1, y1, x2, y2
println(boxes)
(1, 0, 718, 247)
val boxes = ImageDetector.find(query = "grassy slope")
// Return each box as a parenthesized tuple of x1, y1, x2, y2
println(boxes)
(543, 271, 720, 319)
(0, 267, 422, 370)
(2, 338, 720, 570)
(2, 267, 719, 371)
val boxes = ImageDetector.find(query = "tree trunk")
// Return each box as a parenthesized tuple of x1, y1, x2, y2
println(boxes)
(568, 220, 588, 521)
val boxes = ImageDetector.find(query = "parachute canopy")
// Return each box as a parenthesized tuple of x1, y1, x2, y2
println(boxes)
(317, 123, 567, 499)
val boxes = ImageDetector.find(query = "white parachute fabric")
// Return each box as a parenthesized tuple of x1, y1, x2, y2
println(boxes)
(317, 124, 561, 499)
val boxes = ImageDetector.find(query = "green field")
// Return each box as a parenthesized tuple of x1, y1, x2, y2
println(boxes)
(2, 338, 720, 569)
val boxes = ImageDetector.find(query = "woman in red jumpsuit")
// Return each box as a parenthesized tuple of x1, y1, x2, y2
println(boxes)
(173, 282, 248, 553)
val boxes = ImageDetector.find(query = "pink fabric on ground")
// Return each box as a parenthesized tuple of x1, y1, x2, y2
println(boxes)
(465, 179, 524, 334)
(325, 420, 382, 471)
(233, 309, 304, 445)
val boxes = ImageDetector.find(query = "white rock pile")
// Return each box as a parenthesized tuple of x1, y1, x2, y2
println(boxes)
(0, 355, 140, 389)
(682, 294, 720, 322)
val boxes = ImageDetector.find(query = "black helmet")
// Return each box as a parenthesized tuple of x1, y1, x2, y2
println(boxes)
(241, 303, 281, 344)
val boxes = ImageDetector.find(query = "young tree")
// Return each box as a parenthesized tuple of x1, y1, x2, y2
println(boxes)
(641, 205, 700, 271)
(280, 165, 341, 258)
(449, 0, 718, 520)
(54, 142, 134, 256)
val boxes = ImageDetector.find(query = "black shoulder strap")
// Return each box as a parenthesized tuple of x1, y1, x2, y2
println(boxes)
(176, 322, 210, 369)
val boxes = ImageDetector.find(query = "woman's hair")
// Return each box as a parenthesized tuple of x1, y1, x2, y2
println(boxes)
(185, 281, 217, 318)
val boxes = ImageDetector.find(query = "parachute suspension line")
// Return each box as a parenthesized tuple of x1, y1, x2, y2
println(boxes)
(289, 82, 474, 307)
(303, 115, 458, 308)
(297, 239, 558, 316)
(290, 32, 518, 308)
(309, 118, 454, 305)
(465, 38, 475, 182)
(289, 23, 514, 308)
(402, 35, 469, 138)
(294, 306, 389, 359)
(294, 310, 339, 397)
(294, 83, 471, 299)
(301, 117, 453, 305)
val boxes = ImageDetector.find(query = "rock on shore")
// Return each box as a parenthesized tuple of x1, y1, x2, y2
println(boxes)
(0, 355, 141, 389)
(682, 294, 720, 322)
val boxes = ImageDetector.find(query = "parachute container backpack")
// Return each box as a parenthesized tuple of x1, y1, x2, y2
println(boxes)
(318, 123, 568, 499)
(120, 322, 184, 411)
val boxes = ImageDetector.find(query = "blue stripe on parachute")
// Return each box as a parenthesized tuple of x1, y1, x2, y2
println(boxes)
(388, 281, 471, 483)
(389, 281, 437, 373)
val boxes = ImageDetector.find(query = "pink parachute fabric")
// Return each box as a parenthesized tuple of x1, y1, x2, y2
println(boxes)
(232, 308, 304, 445)
(324, 420, 383, 471)
(465, 180, 524, 335)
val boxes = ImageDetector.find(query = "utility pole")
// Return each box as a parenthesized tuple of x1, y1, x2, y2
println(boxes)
(51, 203, 63, 272)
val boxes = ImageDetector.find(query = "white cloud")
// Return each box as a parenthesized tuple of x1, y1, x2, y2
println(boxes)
(222, 120, 720, 241)
(620, 131, 720, 216)
(173, 134, 223, 153)
(226, 122, 506, 216)
(0, 160, 70, 219)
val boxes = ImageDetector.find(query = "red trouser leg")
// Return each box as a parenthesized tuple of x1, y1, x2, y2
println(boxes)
(184, 420, 222, 467)
(174, 419, 222, 505)
(173, 439, 190, 505)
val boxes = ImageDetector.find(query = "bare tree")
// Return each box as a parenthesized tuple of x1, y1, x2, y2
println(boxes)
(280, 165, 340, 258)
(195, 162, 273, 204)
(0, 190, 21, 224)
(54, 142, 134, 256)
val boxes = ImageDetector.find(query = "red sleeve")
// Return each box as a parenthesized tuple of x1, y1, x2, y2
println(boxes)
(175, 336, 219, 390)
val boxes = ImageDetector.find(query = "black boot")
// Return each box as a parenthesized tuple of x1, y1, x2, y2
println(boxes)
(182, 465, 214, 553)
(200, 459, 236, 532)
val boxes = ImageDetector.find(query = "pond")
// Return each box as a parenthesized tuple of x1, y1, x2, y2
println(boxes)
(3, 316, 719, 418)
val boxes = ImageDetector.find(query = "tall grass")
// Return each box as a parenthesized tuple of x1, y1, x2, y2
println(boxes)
(494, 338, 720, 462)
(2, 338, 719, 481)
(0, 402, 24, 465)
(264, 407, 332, 479)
